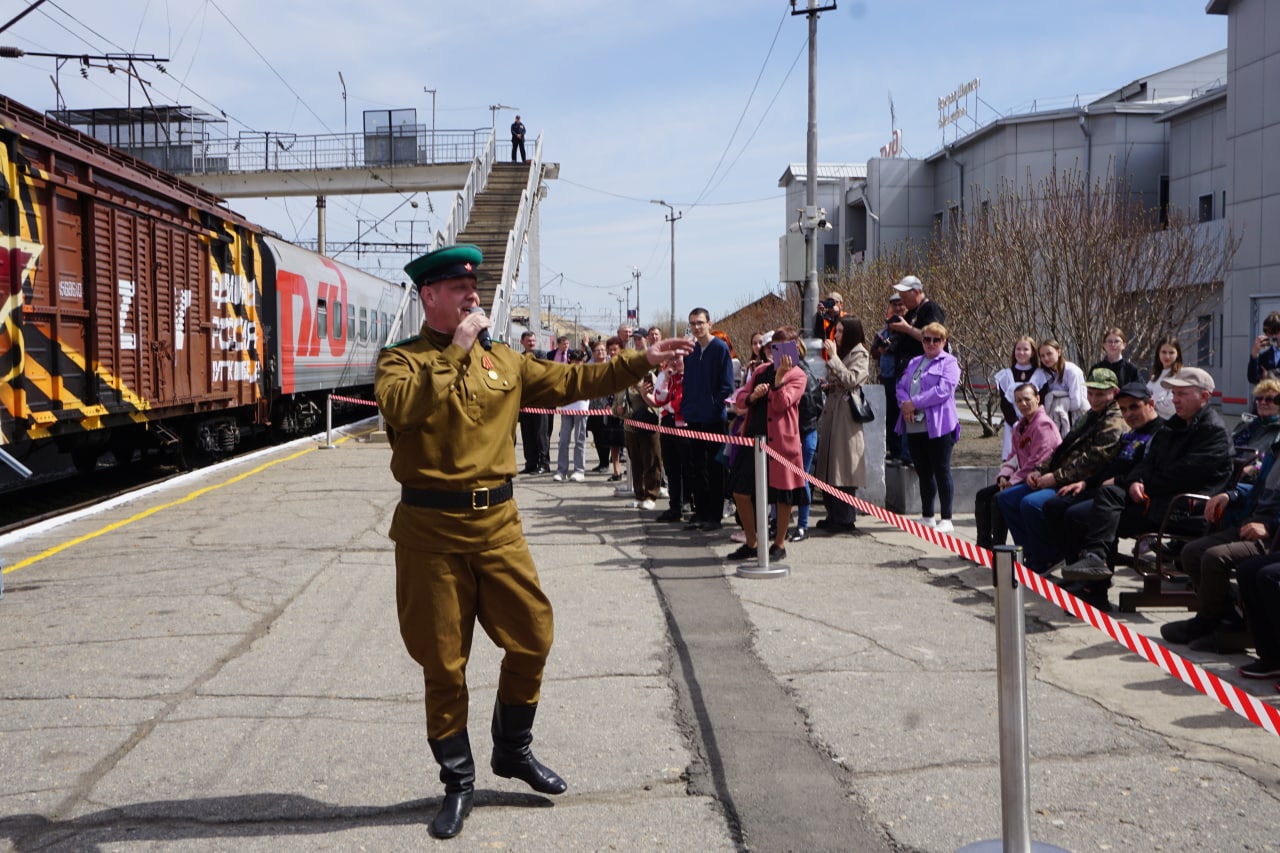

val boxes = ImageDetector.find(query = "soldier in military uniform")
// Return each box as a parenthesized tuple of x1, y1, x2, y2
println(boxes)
(375, 244, 692, 839)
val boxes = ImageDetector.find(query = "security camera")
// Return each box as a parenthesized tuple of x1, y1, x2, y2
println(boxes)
(817, 219, 833, 231)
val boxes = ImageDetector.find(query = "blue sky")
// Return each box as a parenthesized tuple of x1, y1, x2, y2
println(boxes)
(1, 1, 1227, 332)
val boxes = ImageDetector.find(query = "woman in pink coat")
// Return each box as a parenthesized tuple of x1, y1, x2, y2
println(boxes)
(726, 326, 808, 562)
(973, 382, 1061, 549)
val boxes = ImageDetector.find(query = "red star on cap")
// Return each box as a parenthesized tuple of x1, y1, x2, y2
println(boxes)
(464, 262, 473, 272)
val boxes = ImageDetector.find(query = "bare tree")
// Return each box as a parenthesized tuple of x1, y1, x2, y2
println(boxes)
(836, 166, 1237, 435)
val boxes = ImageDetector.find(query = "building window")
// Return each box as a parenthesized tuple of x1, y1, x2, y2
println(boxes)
(823, 243, 839, 274)
(1159, 175, 1170, 228)
(1196, 313, 1215, 366)
(1198, 193, 1214, 223)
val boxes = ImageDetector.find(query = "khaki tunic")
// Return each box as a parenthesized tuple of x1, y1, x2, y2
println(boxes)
(813, 344, 870, 489)
(375, 323, 652, 736)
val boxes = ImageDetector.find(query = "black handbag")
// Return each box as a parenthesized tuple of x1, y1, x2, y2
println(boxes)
(846, 387, 875, 423)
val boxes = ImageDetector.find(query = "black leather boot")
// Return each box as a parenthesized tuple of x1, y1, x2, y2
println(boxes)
(490, 701, 567, 795)
(427, 731, 475, 838)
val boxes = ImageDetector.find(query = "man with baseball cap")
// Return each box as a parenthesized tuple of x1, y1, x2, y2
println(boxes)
(1059, 367, 1232, 589)
(1034, 381, 1165, 607)
(812, 290, 844, 342)
(871, 293, 909, 461)
(888, 275, 945, 388)
(376, 243, 694, 838)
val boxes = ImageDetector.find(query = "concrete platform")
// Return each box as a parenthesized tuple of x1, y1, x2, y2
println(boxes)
(0, 423, 1278, 851)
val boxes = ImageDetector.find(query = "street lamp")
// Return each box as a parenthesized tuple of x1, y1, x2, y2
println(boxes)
(651, 199, 682, 337)
(423, 87, 436, 163)
(338, 71, 348, 165)
(631, 267, 641, 331)
(489, 103, 518, 133)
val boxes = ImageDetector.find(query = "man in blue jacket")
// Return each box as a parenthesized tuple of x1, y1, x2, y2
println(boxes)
(682, 307, 734, 531)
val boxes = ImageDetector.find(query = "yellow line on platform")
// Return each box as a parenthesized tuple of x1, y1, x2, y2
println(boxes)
(1, 434, 363, 576)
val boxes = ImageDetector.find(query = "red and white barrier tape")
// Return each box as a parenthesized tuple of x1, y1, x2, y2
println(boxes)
(520, 406, 616, 416)
(331, 394, 379, 407)
(753, 439, 1280, 737)
(584, 411, 1280, 736)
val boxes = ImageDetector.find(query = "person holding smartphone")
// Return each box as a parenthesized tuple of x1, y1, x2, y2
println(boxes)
(725, 326, 809, 562)
(1248, 311, 1280, 384)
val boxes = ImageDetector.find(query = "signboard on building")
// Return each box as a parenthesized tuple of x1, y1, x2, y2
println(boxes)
(879, 128, 902, 159)
(937, 77, 980, 129)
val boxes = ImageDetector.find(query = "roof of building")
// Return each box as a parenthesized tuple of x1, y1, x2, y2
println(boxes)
(778, 163, 867, 186)
(920, 49, 1227, 163)
(1155, 84, 1228, 123)
(1090, 49, 1226, 107)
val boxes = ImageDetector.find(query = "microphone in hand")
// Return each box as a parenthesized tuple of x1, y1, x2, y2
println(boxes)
(468, 305, 492, 351)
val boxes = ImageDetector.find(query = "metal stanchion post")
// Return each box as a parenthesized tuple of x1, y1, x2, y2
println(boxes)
(320, 394, 336, 449)
(956, 545, 1070, 853)
(737, 436, 788, 579)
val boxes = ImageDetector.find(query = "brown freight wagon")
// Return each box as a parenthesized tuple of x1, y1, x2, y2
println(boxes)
(1, 95, 416, 487)
(0, 94, 268, 474)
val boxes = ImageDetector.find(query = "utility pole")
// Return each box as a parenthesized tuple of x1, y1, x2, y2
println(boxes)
(616, 294, 624, 325)
(651, 200, 682, 337)
(631, 267, 641, 329)
(791, 0, 836, 333)
(624, 283, 632, 328)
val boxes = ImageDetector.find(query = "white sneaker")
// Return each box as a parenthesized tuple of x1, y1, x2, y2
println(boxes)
(629, 499, 641, 508)
(658, 486, 669, 498)
(569, 471, 585, 482)
(640, 499, 657, 510)
(918, 516, 936, 528)
(552, 473, 565, 482)
(935, 519, 954, 533)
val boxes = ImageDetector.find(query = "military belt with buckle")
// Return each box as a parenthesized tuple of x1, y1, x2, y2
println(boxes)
(400, 480, 514, 511)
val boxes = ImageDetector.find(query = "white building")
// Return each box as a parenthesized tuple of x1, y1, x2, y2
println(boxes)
(784, 3, 1280, 409)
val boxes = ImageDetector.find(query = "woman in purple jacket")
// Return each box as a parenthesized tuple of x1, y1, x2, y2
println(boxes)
(896, 322, 961, 531)
(973, 382, 1062, 550)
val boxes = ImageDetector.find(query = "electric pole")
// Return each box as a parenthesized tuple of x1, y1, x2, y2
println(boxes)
(792, 0, 836, 334)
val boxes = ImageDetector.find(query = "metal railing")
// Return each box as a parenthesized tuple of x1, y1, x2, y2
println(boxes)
(492, 132, 544, 345)
(431, 132, 496, 252)
(119, 127, 492, 175)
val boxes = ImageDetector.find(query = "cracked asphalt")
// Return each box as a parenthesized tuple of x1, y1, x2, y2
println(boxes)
(1, 428, 1279, 851)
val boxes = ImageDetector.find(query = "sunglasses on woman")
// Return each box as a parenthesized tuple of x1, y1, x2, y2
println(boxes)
(922, 336, 945, 344)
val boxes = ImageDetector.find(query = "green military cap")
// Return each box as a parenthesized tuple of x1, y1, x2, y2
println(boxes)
(1084, 367, 1119, 389)
(404, 244, 483, 288)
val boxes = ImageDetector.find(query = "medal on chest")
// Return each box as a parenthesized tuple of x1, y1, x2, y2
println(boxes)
(482, 353, 498, 380)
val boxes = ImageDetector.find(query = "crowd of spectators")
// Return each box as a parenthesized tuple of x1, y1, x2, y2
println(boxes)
(516, 292, 1280, 692)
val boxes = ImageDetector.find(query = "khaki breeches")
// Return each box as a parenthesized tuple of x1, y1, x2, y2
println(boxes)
(395, 537, 553, 739)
